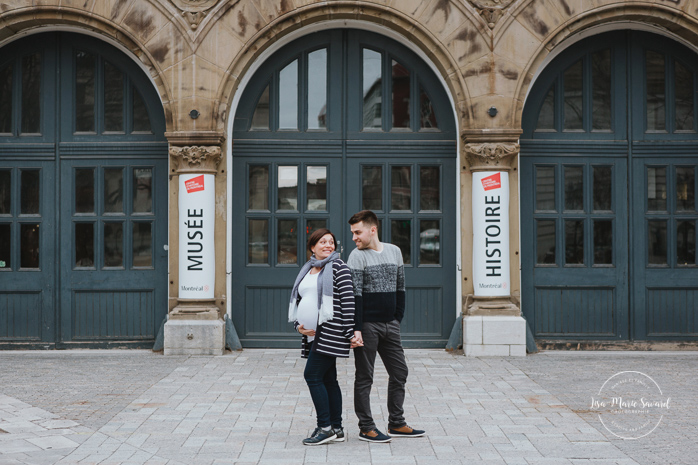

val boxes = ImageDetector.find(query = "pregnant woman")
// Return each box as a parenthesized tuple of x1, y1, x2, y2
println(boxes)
(288, 228, 361, 445)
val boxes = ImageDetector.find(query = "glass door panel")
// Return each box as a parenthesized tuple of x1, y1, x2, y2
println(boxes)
(277, 165, 298, 211)
(21, 53, 42, 135)
(362, 49, 382, 129)
(362, 165, 382, 210)
(391, 219, 411, 265)
(391, 166, 411, 211)
(392, 60, 410, 129)
(277, 219, 298, 265)
(278, 60, 298, 130)
(248, 219, 269, 265)
(307, 49, 328, 130)
(306, 166, 327, 211)
(419, 166, 440, 211)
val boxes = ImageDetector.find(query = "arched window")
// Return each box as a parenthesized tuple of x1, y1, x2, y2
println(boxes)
(234, 30, 453, 138)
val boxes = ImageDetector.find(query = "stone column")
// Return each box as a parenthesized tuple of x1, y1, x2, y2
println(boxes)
(165, 134, 226, 355)
(461, 129, 526, 356)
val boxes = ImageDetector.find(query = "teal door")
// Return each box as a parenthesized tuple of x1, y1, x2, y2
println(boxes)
(632, 160, 698, 338)
(521, 31, 698, 341)
(521, 157, 629, 339)
(232, 156, 344, 345)
(0, 162, 56, 343)
(0, 33, 168, 347)
(346, 159, 456, 344)
(232, 30, 457, 348)
(59, 159, 167, 343)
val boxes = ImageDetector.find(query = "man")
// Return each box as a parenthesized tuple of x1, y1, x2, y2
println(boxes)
(347, 210, 425, 443)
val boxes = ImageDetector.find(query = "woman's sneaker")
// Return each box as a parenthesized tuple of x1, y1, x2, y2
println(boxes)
(331, 427, 346, 442)
(358, 429, 392, 443)
(302, 427, 337, 446)
(388, 425, 426, 437)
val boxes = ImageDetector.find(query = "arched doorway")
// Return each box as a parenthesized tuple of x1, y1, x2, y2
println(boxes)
(0, 32, 168, 347)
(231, 29, 457, 348)
(520, 31, 698, 341)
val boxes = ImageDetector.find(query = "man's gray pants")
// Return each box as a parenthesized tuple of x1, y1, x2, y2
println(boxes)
(354, 319, 408, 432)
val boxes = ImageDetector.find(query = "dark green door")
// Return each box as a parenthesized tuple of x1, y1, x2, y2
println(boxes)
(59, 159, 167, 343)
(632, 160, 698, 338)
(346, 158, 456, 345)
(0, 33, 167, 347)
(521, 157, 629, 339)
(521, 31, 698, 341)
(0, 162, 56, 343)
(232, 156, 344, 345)
(232, 30, 457, 348)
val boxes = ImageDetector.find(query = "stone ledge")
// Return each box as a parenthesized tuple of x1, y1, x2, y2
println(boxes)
(466, 296, 520, 316)
(170, 302, 220, 320)
(164, 319, 225, 356)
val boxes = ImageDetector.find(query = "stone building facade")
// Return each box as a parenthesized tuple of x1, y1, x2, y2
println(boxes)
(0, 0, 696, 353)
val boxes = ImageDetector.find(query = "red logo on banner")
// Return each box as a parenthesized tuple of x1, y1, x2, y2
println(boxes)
(185, 175, 205, 193)
(481, 172, 501, 191)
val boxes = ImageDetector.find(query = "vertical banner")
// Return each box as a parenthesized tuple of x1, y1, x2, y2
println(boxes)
(179, 174, 215, 299)
(472, 171, 510, 296)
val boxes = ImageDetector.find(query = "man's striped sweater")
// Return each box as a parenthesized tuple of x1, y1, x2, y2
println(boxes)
(347, 243, 406, 331)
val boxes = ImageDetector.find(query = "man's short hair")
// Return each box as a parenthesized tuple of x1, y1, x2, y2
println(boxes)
(348, 210, 379, 229)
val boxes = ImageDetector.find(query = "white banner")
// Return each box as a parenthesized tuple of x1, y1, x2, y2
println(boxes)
(179, 174, 215, 299)
(472, 171, 510, 297)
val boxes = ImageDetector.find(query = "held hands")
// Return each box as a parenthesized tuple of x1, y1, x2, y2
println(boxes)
(297, 324, 315, 337)
(299, 324, 363, 348)
(350, 330, 364, 349)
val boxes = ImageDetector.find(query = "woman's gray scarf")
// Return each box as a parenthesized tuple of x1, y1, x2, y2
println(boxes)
(288, 251, 340, 326)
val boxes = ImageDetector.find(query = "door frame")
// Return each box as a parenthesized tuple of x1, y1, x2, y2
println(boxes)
(225, 22, 463, 342)
(520, 30, 698, 342)
(0, 32, 168, 348)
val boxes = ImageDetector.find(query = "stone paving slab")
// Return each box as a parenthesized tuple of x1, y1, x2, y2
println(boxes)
(0, 349, 694, 464)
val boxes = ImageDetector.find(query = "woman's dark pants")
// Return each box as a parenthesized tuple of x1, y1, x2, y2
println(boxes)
(304, 343, 342, 428)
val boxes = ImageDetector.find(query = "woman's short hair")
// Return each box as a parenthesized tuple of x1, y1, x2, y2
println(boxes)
(307, 228, 337, 252)
(348, 210, 379, 229)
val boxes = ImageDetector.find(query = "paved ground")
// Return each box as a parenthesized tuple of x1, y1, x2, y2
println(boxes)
(0, 349, 694, 464)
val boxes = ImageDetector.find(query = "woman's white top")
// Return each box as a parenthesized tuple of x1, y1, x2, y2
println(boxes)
(296, 272, 319, 342)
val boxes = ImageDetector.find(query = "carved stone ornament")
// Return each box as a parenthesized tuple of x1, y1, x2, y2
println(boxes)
(170, 145, 222, 174)
(169, 0, 220, 30)
(468, 0, 515, 29)
(464, 142, 519, 171)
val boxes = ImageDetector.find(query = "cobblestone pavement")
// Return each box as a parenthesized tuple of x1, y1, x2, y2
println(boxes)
(0, 349, 694, 464)
(509, 352, 697, 465)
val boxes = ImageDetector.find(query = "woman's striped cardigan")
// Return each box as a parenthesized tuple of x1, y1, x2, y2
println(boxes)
(293, 259, 355, 358)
